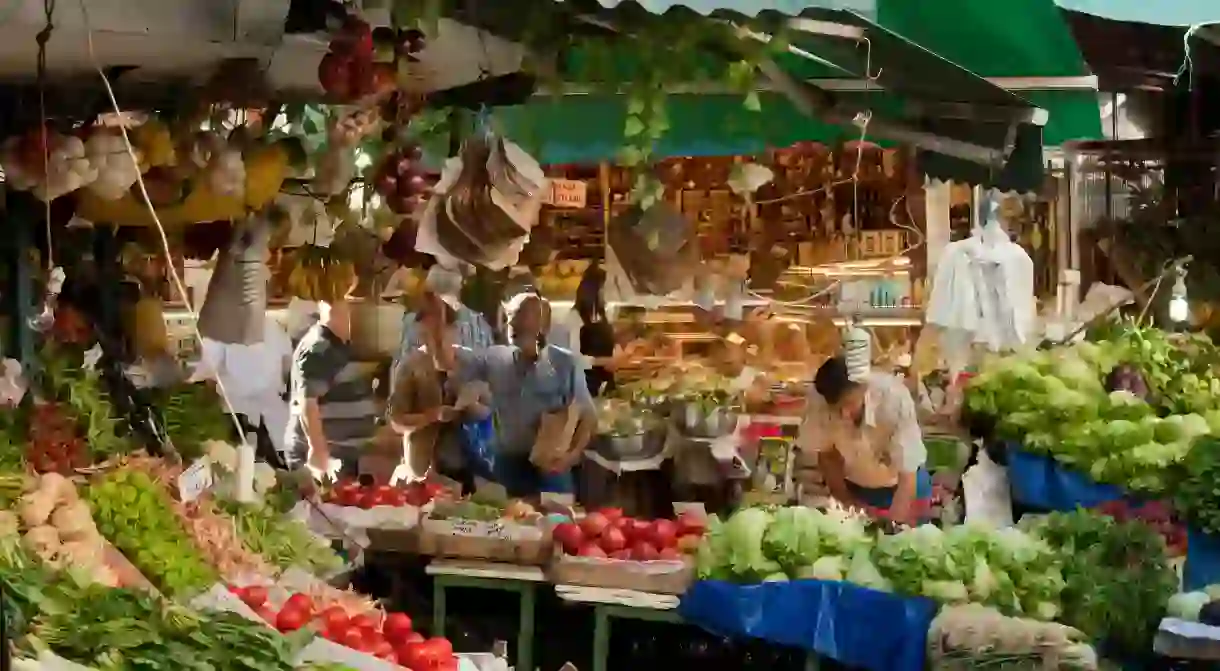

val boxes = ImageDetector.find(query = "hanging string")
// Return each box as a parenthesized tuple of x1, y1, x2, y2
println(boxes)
(36, 0, 55, 272)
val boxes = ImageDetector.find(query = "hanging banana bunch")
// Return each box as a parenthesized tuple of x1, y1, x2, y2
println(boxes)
(283, 244, 357, 302)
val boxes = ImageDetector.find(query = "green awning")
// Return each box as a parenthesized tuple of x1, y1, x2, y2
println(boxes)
(441, 0, 1052, 190)
(877, 0, 1102, 145)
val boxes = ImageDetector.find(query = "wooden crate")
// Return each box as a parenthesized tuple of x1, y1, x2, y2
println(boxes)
(417, 516, 552, 566)
(548, 550, 694, 595)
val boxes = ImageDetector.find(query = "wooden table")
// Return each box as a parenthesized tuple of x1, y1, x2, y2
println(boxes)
(426, 560, 544, 671)
(556, 584, 822, 671)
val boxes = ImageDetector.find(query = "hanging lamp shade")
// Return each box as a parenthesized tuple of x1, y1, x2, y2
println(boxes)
(197, 215, 270, 344)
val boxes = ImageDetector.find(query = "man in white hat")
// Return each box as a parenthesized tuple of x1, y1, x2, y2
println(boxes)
(393, 264, 493, 378)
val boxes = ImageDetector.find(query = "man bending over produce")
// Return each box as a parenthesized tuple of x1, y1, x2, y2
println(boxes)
(284, 290, 377, 485)
(799, 356, 931, 524)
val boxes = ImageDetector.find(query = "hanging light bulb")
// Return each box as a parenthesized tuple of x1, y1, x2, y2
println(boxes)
(1168, 264, 1189, 323)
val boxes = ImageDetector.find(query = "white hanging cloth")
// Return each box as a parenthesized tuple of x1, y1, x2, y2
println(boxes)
(925, 193, 1035, 352)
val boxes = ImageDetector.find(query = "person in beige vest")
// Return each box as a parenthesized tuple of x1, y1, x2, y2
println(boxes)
(798, 356, 933, 524)
(387, 293, 490, 492)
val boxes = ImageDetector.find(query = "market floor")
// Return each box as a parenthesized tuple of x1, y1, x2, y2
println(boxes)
(354, 559, 853, 670)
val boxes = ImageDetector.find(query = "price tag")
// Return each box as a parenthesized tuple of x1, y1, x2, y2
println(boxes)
(178, 457, 214, 503)
(450, 519, 511, 539)
(544, 179, 587, 208)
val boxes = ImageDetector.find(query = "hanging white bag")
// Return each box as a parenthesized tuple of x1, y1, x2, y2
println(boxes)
(962, 448, 1014, 528)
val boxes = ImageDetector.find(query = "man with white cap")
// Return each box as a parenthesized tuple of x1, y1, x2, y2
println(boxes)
(393, 264, 493, 378)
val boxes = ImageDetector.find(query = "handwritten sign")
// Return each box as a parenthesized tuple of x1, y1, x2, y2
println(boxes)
(544, 179, 587, 208)
(178, 457, 214, 503)
(450, 519, 512, 540)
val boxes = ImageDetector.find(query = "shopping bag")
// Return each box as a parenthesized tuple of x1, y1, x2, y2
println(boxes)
(459, 415, 497, 481)
(529, 404, 581, 470)
(962, 449, 1014, 527)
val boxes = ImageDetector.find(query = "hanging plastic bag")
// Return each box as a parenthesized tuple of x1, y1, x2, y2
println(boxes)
(962, 449, 1013, 527)
(458, 415, 497, 481)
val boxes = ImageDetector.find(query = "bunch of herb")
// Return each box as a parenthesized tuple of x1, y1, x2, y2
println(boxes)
(219, 500, 343, 576)
(39, 344, 128, 461)
(1021, 510, 1176, 658)
(26, 582, 308, 671)
(156, 383, 236, 461)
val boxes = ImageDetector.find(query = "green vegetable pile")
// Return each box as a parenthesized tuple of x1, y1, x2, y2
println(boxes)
(29, 583, 305, 671)
(1020, 510, 1177, 658)
(220, 500, 344, 576)
(156, 383, 237, 461)
(85, 468, 217, 597)
(965, 323, 1220, 493)
(695, 506, 1065, 620)
(0, 527, 304, 671)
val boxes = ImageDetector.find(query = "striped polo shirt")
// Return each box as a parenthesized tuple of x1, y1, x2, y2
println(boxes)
(283, 324, 378, 469)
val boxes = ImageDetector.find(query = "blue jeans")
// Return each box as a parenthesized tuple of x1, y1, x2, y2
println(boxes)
(846, 468, 933, 509)
(495, 455, 574, 497)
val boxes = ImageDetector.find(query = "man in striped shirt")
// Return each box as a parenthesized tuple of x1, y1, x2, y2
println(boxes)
(284, 297, 378, 480)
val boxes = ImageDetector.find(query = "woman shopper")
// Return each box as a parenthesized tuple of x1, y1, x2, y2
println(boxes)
(387, 292, 490, 492)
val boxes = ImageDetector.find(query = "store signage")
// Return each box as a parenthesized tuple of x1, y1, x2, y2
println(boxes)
(545, 179, 587, 208)
(450, 519, 512, 539)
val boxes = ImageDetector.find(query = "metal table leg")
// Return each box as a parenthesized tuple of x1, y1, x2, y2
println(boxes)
(517, 584, 536, 671)
(591, 606, 611, 671)
(432, 577, 447, 637)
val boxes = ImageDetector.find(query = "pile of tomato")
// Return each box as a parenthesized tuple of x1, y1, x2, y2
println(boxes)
(322, 479, 447, 509)
(229, 585, 457, 671)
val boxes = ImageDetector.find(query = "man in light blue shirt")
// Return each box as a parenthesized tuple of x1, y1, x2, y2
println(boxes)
(475, 292, 594, 496)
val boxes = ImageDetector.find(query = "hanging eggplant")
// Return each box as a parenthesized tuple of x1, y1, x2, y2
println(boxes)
(197, 215, 270, 344)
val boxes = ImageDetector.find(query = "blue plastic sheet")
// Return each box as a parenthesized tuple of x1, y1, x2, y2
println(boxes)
(458, 416, 497, 481)
(1005, 443, 1125, 511)
(678, 579, 936, 671)
(1185, 527, 1220, 591)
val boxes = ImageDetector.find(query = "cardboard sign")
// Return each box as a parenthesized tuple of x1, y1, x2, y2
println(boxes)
(546, 179, 587, 208)
(450, 519, 512, 539)
(178, 457, 214, 503)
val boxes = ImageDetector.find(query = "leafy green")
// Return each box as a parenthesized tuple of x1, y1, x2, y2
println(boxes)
(85, 468, 216, 598)
(219, 500, 343, 576)
(1175, 435, 1220, 534)
(1021, 509, 1176, 657)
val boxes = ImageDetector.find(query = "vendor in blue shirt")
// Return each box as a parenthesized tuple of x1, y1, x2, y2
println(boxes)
(478, 292, 594, 497)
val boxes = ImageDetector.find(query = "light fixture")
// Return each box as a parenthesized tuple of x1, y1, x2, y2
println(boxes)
(1168, 263, 1190, 323)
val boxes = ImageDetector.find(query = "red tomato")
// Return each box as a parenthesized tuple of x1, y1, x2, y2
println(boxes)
(276, 607, 308, 632)
(320, 606, 349, 630)
(382, 612, 414, 642)
(599, 527, 627, 553)
(627, 518, 652, 541)
(284, 593, 315, 616)
(423, 481, 446, 500)
(631, 541, 659, 561)
(358, 490, 378, 509)
(341, 628, 369, 651)
(227, 584, 243, 595)
(435, 656, 458, 671)
(676, 512, 707, 537)
(579, 513, 610, 539)
(396, 642, 427, 668)
(597, 507, 624, 522)
(336, 488, 361, 507)
(551, 522, 584, 555)
(350, 613, 378, 632)
(387, 489, 408, 507)
(578, 543, 607, 558)
(658, 546, 683, 561)
(649, 519, 679, 549)
(240, 585, 268, 609)
(404, 631, 425, 644)
(423, 637, 453, 657)
(371, 639, 396, 660)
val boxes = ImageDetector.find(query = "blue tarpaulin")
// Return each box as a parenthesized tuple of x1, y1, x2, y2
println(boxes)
(678, 579, 936, 671)
(1185, 528, 1220, 591)
(1005, 443, 1126, 511)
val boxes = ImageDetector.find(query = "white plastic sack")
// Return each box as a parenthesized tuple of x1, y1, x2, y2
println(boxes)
(962, 449, 1013, 528)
